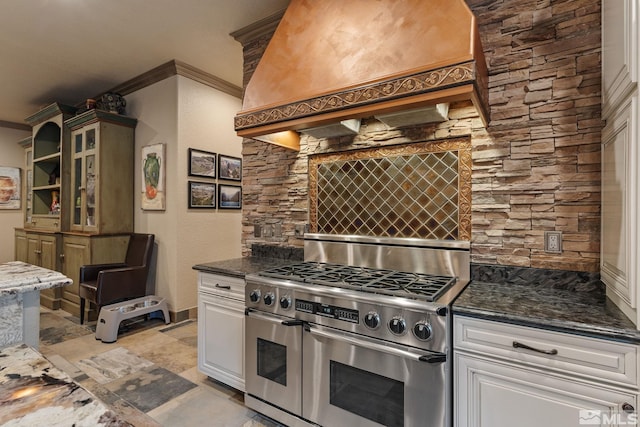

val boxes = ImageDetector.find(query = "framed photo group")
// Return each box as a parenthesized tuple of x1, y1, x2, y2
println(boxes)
(188, 148, 241, 209)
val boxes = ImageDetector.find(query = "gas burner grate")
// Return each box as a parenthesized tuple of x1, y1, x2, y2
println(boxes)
(257, 262, 338, 282)
(258, 262, 456, 302)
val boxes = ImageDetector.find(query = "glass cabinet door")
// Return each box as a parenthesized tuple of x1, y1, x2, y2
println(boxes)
(25, 147, 32, 224)
(72, 134, 82, 227)
(71, 125, 98, 231)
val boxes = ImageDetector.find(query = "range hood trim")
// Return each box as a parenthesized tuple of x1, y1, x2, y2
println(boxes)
(237, 81, 485, 139)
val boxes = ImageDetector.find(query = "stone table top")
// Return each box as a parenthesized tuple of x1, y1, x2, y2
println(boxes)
(0, 344, 132, 426)
(0, 261, 72, 297)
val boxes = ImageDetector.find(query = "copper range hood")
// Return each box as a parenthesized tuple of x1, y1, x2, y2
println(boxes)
(235, 0, 489, 150)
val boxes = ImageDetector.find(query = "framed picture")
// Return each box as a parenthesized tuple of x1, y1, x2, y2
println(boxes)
(218, 154, 242, 181)
(218, 184, 242, 209)
(188, 181, 216, 208)
(188, 148, 216, 178)
(0, 167, 21, 210)
(141, 143, 166, 210)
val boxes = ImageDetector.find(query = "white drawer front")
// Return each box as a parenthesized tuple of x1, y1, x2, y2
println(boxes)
(198, 272, 245, 300)
(454, 316, 638, 387)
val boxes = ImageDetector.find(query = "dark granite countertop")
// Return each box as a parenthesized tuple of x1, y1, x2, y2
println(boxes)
(195, 256, 640, 344)
(453, 279, 640, 343)
(192, 256, 297, 279)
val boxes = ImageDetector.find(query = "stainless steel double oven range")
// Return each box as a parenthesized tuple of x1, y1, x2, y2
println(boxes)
(245, 234, 470, 427)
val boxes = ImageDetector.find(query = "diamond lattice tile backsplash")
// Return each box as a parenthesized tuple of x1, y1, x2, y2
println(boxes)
(309, 138, 471, 240)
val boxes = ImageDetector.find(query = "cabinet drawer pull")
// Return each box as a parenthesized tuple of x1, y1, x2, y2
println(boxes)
(215, 284, 231, 290)
(623, 403, 635, 414)
(513, 341, 558, 355)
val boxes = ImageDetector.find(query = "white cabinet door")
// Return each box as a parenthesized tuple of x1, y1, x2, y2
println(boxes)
(602, 0, 638, 118)
(455, 353, 638, 427)
(601, 94, 638, 323)
(197, 292, 245, 392)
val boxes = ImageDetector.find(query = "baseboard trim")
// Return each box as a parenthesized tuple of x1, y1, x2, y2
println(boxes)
(170, 306, 197, 323)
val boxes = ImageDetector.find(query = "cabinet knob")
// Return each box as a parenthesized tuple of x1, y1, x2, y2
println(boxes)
(622, 403, 635, 413)
(59, 253, 65, 261)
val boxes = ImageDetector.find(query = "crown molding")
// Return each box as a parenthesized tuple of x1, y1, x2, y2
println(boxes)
(94, 59, 242, 102)
(17, 136, 32, 147)
(174, 61, 242, 98)
(230, 9, 286, 45)
(0, 120, 30, 131)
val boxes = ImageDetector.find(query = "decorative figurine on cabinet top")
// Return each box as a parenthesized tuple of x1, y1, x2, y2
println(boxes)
(98, 92, 126, 114)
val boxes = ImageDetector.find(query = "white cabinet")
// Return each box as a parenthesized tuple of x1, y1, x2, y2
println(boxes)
(456, 355, 637, 427)
(454, 316, 639, 427)
(197, 272, 245, 392)
(602, 0, 640, 327)
(602, 0, 637, 118)
(602, 95, 638, 321)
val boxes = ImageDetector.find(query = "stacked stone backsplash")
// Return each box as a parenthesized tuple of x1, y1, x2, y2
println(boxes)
(239, 0, 602, 273)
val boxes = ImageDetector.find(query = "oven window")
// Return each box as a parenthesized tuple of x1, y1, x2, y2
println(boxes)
(257, 338, 287, 386)
(329, 361, 403, 427)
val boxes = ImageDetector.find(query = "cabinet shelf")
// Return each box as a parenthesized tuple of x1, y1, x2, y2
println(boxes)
(31, 213, 60, 219)
(33, 152, 61, 163)
(33, 184, 60, 191)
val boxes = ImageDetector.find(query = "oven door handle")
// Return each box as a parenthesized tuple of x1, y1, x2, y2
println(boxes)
(245, 309, 304, 327)
(306, 325, 446, 364)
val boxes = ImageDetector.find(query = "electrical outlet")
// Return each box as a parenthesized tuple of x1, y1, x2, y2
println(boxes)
(544, 231, 562, 253)
(253, 224, 261, 238)
(274, 223, 282, 237)
(294, 224, 306, 236)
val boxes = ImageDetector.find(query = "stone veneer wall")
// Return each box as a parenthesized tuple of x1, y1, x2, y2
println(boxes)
(239, 0, 602, 273)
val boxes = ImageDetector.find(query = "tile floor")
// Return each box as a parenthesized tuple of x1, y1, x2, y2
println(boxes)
(37, 307, 282, 427)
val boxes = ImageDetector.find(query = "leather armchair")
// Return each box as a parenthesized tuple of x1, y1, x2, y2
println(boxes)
(78, 233, 155, 324)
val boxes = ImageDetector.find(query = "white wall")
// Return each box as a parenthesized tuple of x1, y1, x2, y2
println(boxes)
(0, 127, 31, 263)
(127, 76, 180, 313)
(126, 75, 243, 315)
(176, 76, 243, 310)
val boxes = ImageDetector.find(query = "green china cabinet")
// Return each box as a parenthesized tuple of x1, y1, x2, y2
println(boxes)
(66, 109, 137, 234)
(15, 104, 137, 318)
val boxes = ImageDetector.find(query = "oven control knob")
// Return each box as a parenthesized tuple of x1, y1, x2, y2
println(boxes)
(249, 289, 261, 303)
(364, 312, 380, 329)
(279, 296, 292, 309)
(263, 292, 275, 306)
(413, 321, 432, 341)
(389, 316, 407, 335)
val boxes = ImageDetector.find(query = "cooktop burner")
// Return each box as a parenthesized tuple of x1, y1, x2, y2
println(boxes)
(258, 262, 456, 302)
